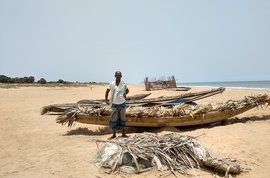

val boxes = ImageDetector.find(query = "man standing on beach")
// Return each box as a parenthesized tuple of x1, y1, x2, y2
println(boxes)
(105, 71, 129, 139)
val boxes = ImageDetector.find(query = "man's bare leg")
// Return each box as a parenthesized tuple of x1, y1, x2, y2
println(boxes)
(121, 128, 128, 137)
(109, 130, 116, 139)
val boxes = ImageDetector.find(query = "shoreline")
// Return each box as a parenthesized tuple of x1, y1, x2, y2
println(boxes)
(1, 82, 270, 92)
(180, 85, 270, 91)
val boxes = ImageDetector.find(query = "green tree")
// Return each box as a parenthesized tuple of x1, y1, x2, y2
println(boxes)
(57, 79, 65, 83)
(37, 78, 47, 84)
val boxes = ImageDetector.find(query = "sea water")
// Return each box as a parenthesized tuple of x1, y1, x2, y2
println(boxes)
(178, 80, 270, 90)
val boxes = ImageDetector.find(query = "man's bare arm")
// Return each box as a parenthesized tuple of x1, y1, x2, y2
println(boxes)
(124, 88, 129, 99)
(105, 88, 110, 105)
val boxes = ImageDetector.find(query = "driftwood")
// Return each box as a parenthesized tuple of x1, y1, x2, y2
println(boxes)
(55, 94, 270, 127)
(96, 133, 241, 176)
(41, 87, 225, 115)
(77, 93, 152, 104)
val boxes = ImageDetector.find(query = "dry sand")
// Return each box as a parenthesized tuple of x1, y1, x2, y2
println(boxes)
(0, 84, 270, 178)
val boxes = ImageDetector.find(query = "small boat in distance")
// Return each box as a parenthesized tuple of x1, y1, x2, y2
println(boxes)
(165, 87, 191, 91)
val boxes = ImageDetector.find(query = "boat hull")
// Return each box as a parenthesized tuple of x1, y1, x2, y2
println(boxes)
(75, 105, 255, 127)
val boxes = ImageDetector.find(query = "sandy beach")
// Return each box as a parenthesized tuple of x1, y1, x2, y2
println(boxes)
(0, 84, 270, 178)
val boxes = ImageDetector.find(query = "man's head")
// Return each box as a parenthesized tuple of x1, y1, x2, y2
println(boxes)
(114, 71, 122, 81)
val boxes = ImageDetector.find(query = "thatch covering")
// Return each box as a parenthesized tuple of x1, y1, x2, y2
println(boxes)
(96, 133, 241, 176)
(56, 94, 270, 127)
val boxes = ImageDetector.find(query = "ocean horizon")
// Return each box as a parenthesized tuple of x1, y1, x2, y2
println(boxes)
(178, 80, 270, 90)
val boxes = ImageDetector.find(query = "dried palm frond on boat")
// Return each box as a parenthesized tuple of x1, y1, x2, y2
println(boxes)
(96, 132, 241, 175)
(41, 87, 225, 115)
(40, 93, 151, 115)
(56, 94, 270, 127)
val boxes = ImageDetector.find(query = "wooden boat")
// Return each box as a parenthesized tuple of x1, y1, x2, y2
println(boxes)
(165, 87, 191, 91)
(41, 93, 151, 115)
(56, 94, 270, 127)
(64, 105, 255, 127)
(118, 87, 224, 107)
(42, 87, 225, 115)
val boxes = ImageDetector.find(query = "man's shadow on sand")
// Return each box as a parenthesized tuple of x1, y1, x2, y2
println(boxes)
(63, 114, 270, 136)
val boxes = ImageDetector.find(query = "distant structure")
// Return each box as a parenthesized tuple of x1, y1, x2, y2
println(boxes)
(144, 76, 177, 91)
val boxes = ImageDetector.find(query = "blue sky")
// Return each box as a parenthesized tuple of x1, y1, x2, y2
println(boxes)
(1, 0, 270, 83)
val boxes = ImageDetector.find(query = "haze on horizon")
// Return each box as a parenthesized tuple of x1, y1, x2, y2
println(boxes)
(1, 0, 270, 84)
